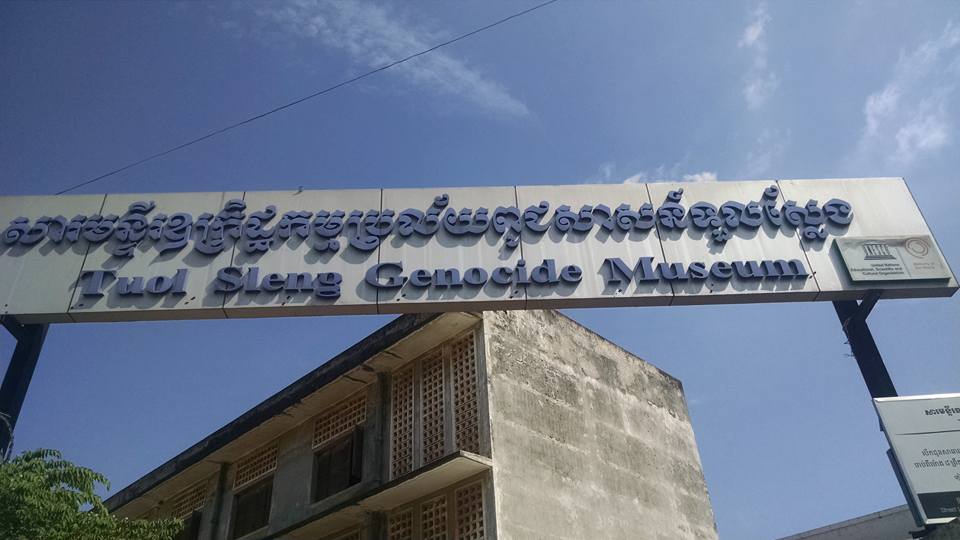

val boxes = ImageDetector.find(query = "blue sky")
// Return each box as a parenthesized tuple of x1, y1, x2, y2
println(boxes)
(1, 1, 959, 538)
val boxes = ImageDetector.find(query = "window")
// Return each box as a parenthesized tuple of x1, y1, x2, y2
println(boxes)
(454, 482, 485, 540)
(451, 333, 480, 455)
(387, 508, 413, 540)
(233, 442, 277, 490)
(170, 479, 209, 535)
(391, 364, 415, 478)
(174, 510, 202, 540)
(313, 427, 363, 501)
(313, 390, 366, 449)
(390, 330, 481, 479)
(386, 480, 486, 540)
(231, 477, 273, 539)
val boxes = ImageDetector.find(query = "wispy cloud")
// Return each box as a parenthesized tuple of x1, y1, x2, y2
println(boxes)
(587, 161, 618, 183)
(851, 22, 960, 169)
(228, 0, 529, 117)
(738, 3, 778, 110)
(740, 129, 789, 179)
(681, 171, 718, 183)
(588, 161, 717, 184)
(622, 166, 672, 184)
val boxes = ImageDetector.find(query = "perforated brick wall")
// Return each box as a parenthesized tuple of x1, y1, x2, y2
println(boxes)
(233, 441, 277, 489)
(313, 389, 367, 449)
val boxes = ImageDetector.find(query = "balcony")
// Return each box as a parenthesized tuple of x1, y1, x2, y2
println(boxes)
(265, 451, 492, 539)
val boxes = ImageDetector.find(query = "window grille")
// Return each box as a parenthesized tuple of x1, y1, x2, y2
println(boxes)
(420, 496, 448, 540)
(171, 480, 209, 519)
(386, 480, 485, 540)
(313, 390, 367, 449)
(455, 482, 485, 540)
(451, 333, 480, 454)
(391, 365, 415, 478)
(234, 441, 278, 489)
(387, 508, 414, 540)
(390, 329, 483, 479)
(421, 350, 445, 465)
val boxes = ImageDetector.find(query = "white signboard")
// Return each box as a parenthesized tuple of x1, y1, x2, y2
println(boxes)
(875, 394, 960, 525)
(0, 177, 955, 323)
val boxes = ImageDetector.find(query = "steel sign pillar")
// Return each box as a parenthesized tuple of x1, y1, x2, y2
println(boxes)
(0, 317, 48, 454)
(833, 293, 897, 399)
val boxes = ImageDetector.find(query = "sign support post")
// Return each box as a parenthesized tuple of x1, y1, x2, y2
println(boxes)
(833, 295, 958, 532)
(833, 292, 897, 399)
(0, 317, 48, 455)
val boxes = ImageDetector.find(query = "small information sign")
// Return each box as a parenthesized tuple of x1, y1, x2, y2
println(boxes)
(836, 236, 952, 282)
(874, 394, 960, 525)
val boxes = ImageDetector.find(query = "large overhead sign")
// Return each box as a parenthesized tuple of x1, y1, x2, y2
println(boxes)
(875, 394, 960, 526)
(0, 178, 955, 323)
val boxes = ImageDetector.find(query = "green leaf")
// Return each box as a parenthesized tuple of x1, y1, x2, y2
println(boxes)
(0, 448, 182, 540)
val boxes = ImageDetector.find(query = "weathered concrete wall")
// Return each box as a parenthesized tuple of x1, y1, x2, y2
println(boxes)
(482, 310, 717, 540)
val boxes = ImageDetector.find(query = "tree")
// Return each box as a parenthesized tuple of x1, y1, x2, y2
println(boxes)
(0, 416, 182, 540)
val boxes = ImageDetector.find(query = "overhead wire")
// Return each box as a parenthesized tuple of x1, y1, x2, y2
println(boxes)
(53, 0, 559, 195)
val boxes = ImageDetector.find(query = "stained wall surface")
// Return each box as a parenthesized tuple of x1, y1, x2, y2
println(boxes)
(482, 309, 717, 540)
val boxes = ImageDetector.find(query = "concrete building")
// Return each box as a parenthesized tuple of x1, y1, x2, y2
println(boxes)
(106, 310, 717, 540)
(778, 506, 960, 540)
(777, 506, 917, 540)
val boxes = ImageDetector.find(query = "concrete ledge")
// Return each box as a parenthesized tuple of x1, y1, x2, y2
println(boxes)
(267, 451, 492, 540)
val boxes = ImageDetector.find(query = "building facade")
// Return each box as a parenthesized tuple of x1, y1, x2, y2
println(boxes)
(778, 506, 960, 540)
(777, 506, 917, 540)
(107, 310, 717, 539)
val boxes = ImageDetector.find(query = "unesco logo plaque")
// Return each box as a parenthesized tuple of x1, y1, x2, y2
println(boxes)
(835, 236, 952, 282)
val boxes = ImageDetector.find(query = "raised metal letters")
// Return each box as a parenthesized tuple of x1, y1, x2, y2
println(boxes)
(1, 186, 853, 256)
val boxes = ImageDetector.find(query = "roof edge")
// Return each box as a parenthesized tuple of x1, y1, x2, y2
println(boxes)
(105, 312, 443, 513)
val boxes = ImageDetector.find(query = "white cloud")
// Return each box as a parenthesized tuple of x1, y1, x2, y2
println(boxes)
(621, 163, 678, 184)
(738, 3, 778, 110)
(738, 12, 766, 48)
(852, 22, 960, 169)
(864, 86, 900, 138)
(590, 162, 717, 184)
(893, 108, 949, 163)
(232, 0, 529, 117)
(741, 129, 789, 179)
(681, 171, 718, 183)
(742, 75, 779, 111)
(587, 161, 617, 183)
